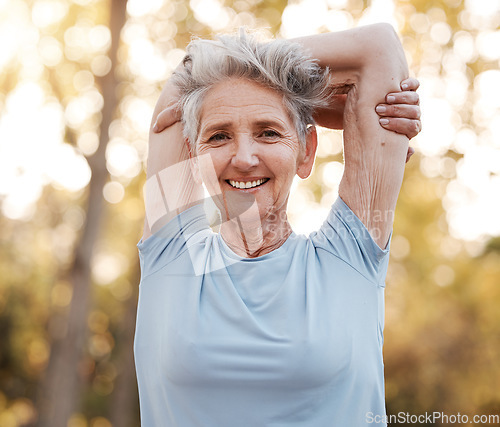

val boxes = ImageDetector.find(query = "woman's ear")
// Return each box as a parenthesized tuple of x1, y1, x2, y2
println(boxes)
(297, 126, 318, 179)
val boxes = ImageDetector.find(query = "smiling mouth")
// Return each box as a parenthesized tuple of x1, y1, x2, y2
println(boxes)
(226, 178, 270, 189)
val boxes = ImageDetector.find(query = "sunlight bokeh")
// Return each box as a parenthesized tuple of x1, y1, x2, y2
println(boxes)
(284, 0, 500, 242)
(0, 0, 500, 240)
(1, 0, 500, 425)
(0, 0, 499, 239)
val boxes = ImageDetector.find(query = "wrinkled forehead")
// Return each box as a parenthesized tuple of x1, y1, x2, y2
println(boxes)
(198, 78, 297, 133)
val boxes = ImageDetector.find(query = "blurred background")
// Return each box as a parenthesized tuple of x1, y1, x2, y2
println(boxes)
(0, 0, 499, 425)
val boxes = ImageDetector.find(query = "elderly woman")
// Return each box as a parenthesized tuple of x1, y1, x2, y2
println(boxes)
(135, 25, 420, 426)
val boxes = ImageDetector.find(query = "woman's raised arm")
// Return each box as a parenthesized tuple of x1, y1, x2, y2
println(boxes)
(295, 24, 410, 249)
(141, 66, 204, 241)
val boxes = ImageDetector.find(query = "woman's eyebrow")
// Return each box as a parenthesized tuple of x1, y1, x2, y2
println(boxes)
(199, 121, 232, 135)
(253, 119, 287, 131)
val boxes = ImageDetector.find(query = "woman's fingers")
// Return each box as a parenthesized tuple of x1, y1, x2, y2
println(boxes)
(376, 76, 421, 140)
(384, 90, 420, 106)
(153, 104, 181, 133)
(384, 77, 420, 106)
(376, 104, 421, 139)
(400, 77, 420, 91)
(376, 103, 421, 119)
(379, 117, 422, 139)
(406, 146, 415, 163)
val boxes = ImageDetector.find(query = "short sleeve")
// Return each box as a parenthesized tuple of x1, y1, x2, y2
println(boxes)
(309, 197, 391, 286)
(137, 204, 210, 279)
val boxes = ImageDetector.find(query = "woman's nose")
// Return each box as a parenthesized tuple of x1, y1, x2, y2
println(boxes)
(231, 138, 259, 170)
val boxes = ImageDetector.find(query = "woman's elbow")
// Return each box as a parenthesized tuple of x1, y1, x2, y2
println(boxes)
(366, 23, 399, 46)
(363, 23, 408, 78)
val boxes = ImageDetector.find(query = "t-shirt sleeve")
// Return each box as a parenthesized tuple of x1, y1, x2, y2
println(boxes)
(310, 196, 391, 286)
(137, 203, 210, 279)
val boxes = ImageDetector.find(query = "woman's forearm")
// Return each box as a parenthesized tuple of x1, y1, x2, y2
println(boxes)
(142, 72, 204, 240)
(292, 24, 408, 130)
(292, 24, 406, 86)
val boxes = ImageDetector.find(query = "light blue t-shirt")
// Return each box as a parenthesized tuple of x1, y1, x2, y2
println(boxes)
(134, 197, 391, 427)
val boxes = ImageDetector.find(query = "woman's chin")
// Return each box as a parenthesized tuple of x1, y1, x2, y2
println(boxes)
(217, 200, 264, 225)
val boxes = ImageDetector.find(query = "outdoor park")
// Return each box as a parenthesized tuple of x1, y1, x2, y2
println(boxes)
(0, 0, 499, 425)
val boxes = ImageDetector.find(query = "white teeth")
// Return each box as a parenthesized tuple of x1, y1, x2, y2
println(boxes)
(228, 179, 267, 189)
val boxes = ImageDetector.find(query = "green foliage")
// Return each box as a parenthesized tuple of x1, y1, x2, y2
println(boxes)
(0, 0, 499, 425)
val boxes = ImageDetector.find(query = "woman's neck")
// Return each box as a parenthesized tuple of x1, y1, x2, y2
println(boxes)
(219, 211, 293, 258)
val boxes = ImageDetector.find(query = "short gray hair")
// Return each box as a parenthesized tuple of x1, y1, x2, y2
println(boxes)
(172, 30, 332, 149)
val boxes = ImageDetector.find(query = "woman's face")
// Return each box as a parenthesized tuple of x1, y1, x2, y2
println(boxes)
(192, 78, 316, 226)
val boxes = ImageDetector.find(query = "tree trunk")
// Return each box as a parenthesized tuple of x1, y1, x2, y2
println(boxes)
(36, 1, 128, 425)
(109, 263, 140, 427)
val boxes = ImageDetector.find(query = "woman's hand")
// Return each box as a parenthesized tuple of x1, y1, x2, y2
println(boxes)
(376, 77, 420, 163)
(376, 77, 420, 136)
(152, 101, 181, 133)
(151, 61, 185, 133)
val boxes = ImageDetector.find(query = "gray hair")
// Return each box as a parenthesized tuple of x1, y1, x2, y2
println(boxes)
(172, 30, 332, 149)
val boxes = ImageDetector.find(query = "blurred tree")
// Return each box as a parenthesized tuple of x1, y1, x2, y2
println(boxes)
(36, 0, 128, 426)
(0, 0, 499, 426)
(108, 263, 139, 427)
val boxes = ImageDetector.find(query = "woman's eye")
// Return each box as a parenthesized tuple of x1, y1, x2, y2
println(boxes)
(261, 130, 280, 138)
(209, 133, 229, 142)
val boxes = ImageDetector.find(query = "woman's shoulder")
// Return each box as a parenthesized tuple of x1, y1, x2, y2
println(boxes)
(137, 203, 214, 278)
(307, 197, 391, 286)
